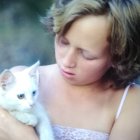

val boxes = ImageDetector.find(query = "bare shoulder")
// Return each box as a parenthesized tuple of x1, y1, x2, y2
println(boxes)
(124, 84, 140, 104)
(38, 64, 56, 73)
(38, 64, 58, 103)
(125, 84, 140, 111)
(38, 64, 57, 78)
(38, 63, 57, 89)
(110, 84, 140, 140)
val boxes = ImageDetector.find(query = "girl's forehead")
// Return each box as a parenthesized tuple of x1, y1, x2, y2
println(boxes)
(64, 15, 112, 36)
(65, 15, 111, 41)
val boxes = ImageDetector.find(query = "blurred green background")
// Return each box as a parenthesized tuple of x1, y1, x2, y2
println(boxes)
(0, 0, 55, 71)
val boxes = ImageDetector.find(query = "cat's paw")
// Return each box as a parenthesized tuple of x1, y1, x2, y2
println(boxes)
(37, 126, 55, 140)
(24, 114, 38, 126)
(10, 111, 38, 126)
(39, 132, 55, 140)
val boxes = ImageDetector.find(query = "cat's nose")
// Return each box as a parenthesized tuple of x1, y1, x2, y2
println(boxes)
(28, 101, 34, 108)
(29, 103, 34, 107)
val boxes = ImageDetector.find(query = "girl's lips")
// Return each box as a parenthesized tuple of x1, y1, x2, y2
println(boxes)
(63, 69, 75, 75)
(61, 69, 75, 78)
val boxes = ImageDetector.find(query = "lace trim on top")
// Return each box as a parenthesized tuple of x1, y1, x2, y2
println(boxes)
(53, 124, 109, 140)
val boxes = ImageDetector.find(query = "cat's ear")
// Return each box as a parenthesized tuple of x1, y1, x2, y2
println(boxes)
(24, 61, 40, 82)
(0, 69, 15, 90)
(26, 61, 40, 76)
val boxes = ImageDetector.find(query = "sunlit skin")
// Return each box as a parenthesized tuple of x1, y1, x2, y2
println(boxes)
(55, 15, 112, 86)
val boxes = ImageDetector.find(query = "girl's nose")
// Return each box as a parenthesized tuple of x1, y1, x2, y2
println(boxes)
(62, 49, 76, 68)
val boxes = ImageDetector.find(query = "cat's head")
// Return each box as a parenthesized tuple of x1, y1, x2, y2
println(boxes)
(0, 61, 40, 111)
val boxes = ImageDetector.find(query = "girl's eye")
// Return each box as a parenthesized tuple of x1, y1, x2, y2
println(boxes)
(81, 50, 97, 60)
(17, 93, 25, 99)
(32, 91, 36, 96)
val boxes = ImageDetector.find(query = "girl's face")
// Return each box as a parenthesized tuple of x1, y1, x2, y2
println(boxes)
(55, 15, 112, 85)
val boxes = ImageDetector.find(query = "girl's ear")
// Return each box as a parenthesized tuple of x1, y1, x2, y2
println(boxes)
(0, 69, 15, 90)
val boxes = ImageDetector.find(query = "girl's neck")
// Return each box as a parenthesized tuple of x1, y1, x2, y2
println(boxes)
(58, 73, 112, 99)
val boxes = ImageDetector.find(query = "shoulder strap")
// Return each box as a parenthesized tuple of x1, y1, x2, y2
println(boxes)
(115, 83, 134, 119)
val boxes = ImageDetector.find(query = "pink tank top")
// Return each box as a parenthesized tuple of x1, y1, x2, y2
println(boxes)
(52, 84, 133, 140)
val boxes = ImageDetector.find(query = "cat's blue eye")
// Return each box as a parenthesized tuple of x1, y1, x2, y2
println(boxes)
(17, 93, 25, 99)
(32, 90, 36, 96)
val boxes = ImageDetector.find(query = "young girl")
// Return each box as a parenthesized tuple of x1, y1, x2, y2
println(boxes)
(0, 0, 140, 140)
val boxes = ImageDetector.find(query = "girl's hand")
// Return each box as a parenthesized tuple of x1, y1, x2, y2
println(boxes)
(0, 108, 39, 140)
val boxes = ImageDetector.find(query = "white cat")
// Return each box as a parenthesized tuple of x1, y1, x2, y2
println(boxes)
(0, 61, 55, 140)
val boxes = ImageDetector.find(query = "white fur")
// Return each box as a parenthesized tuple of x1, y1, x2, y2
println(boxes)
(0, 61, 55, 140)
